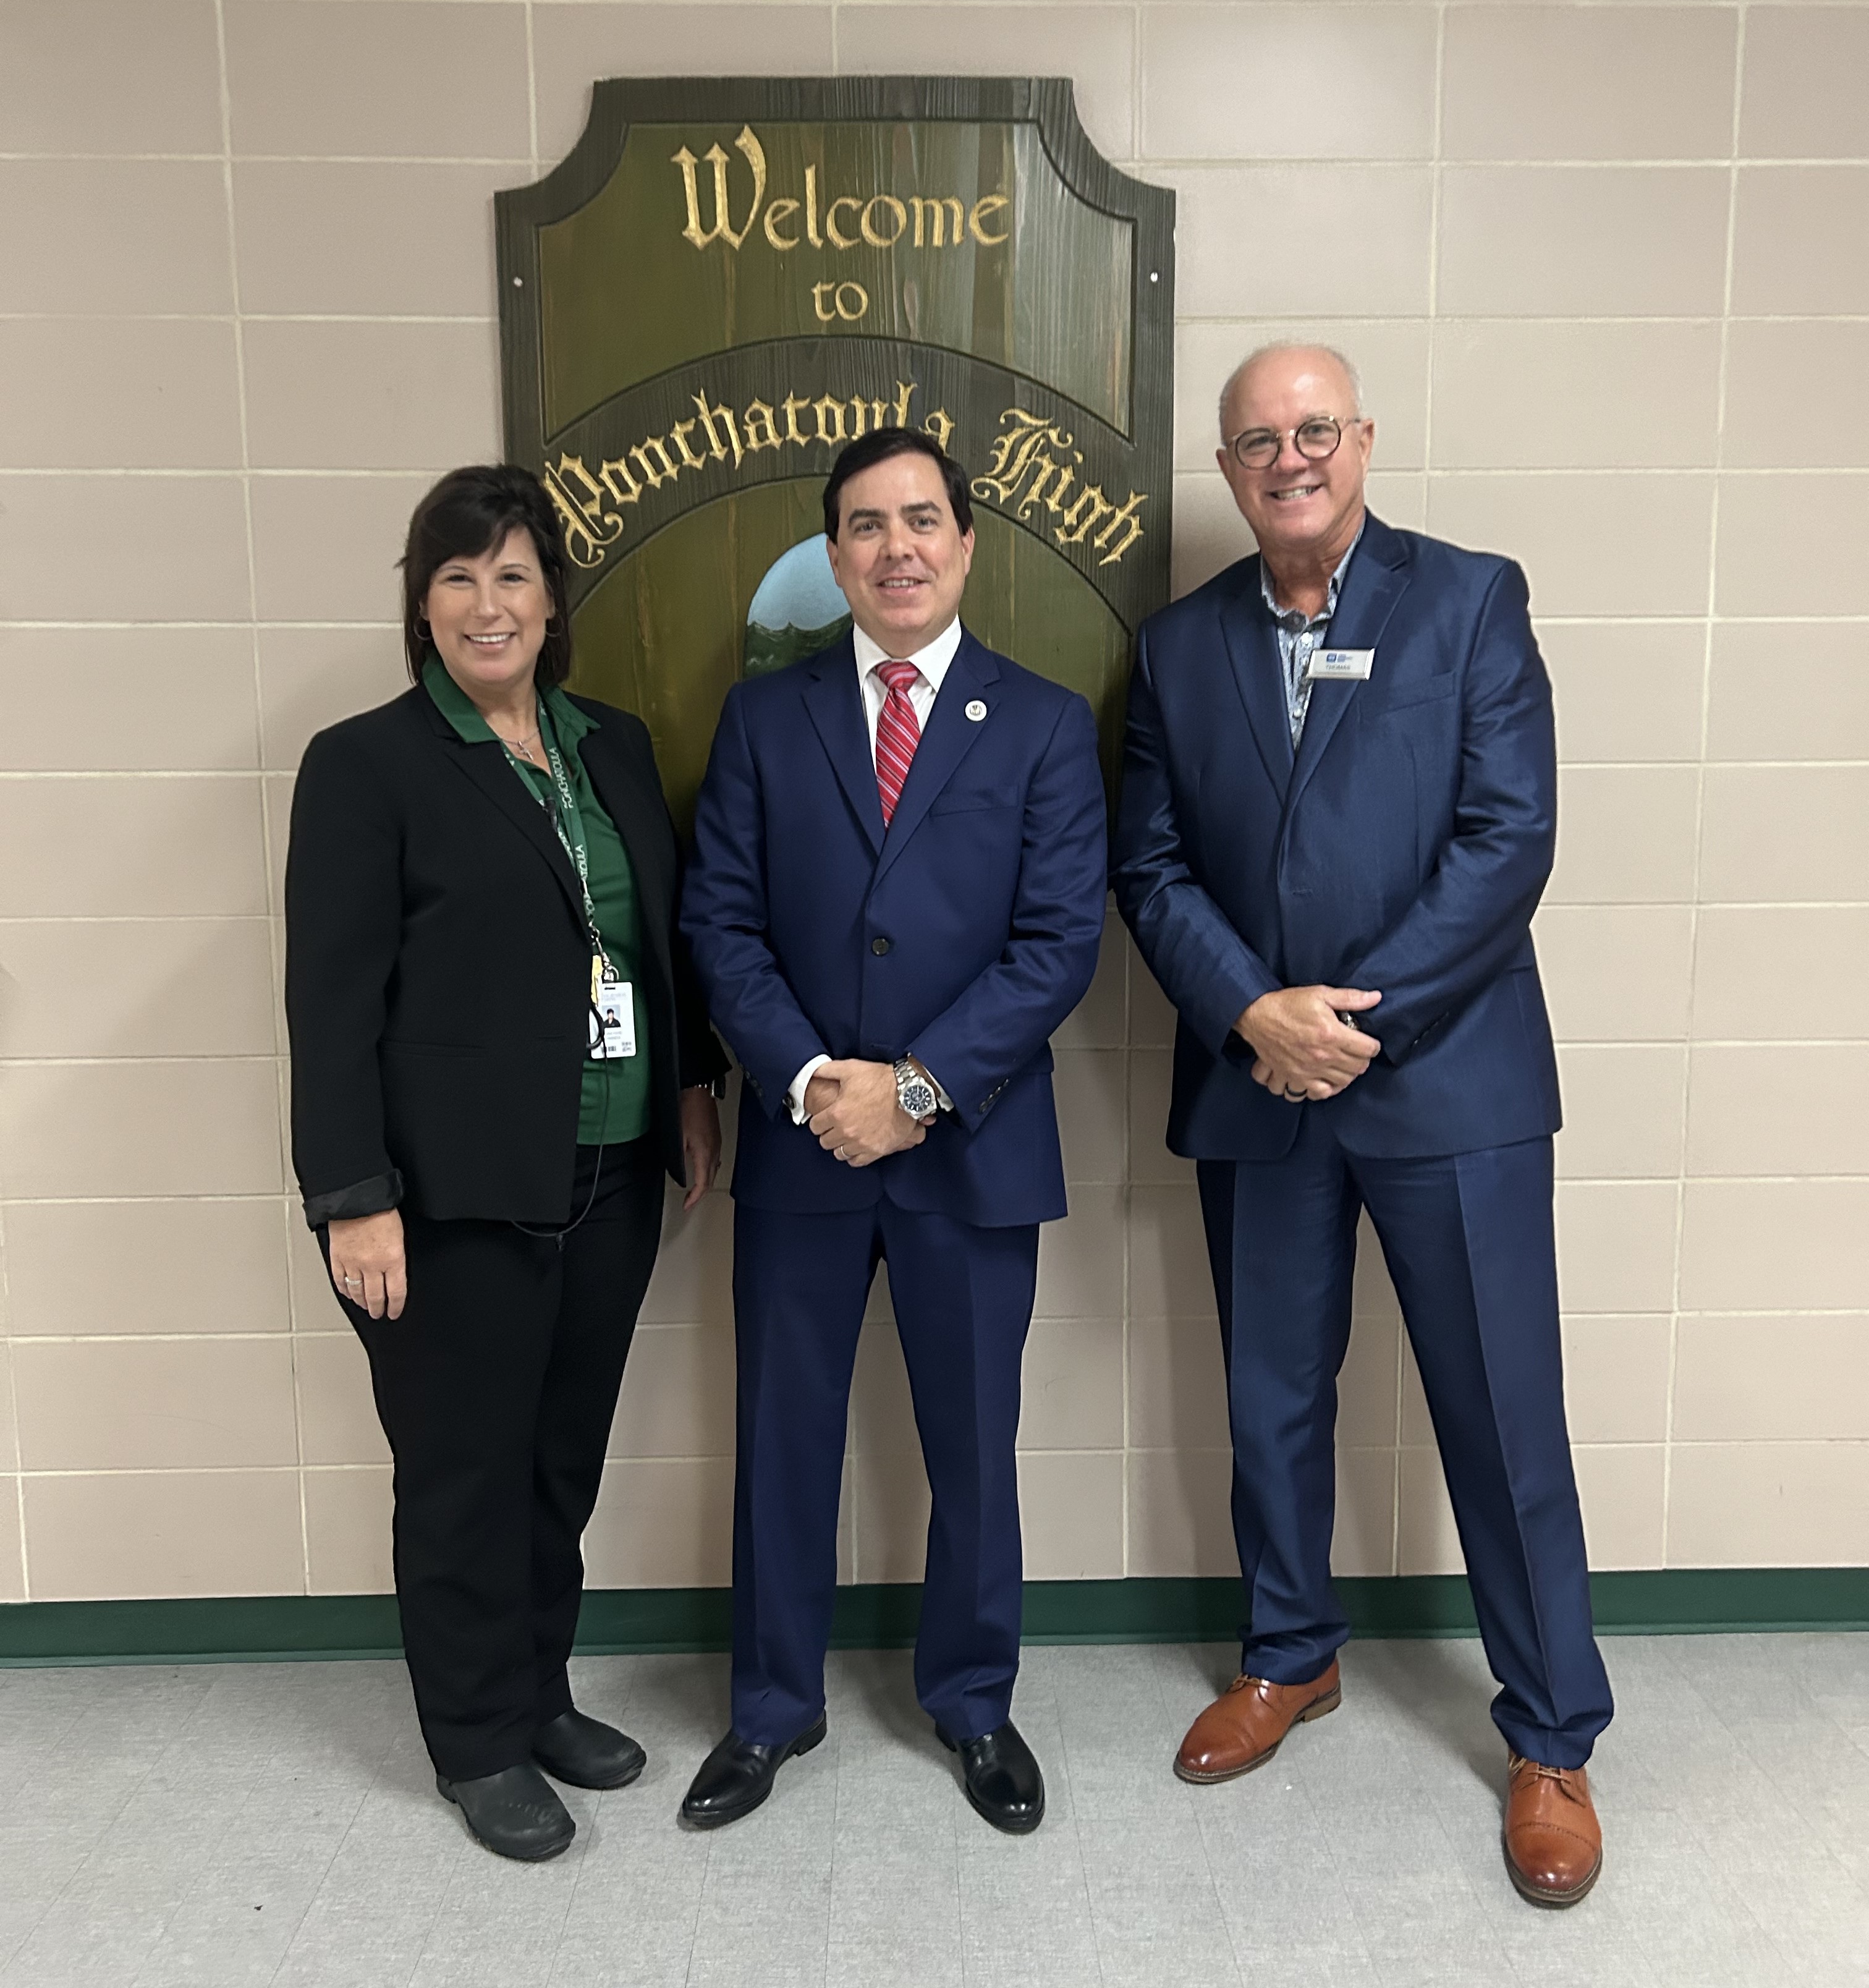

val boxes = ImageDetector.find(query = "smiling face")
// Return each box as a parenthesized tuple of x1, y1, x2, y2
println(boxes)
(1217, 347, 1373, 576)
(825, 452, 975, 654)
(423, 526, 551, 704)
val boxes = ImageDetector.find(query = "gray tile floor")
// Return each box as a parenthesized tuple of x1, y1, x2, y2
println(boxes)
(0, 1633, 1863, 1986)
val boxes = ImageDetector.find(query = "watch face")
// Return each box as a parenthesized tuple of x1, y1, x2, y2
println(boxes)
(897, 1068, 937, 1119)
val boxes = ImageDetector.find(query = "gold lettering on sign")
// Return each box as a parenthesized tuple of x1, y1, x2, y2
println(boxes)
(692, 392, 742, 468)
(860, 195, 907, 247)
(597, 457, 641, 506)
(811, 279, 871, 323)
(762, 198, 801, 250)
(824, 196, 862, 251)
(671, 125, 769, 250)
(909, 197, 964, 248)
(743, 401, 781, 452)
(669, 127, 1010, 258)
(545, 383, 949, 569)
(543, 457, 624, 567)
(629, 436, 677, 489)
(972, 409, 1148, 566)
(968, 195, 1011, 245)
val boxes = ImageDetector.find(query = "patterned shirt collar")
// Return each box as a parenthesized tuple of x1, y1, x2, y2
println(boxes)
(1260, 522, 1366, 749)
(1258, 520, 1365, 631)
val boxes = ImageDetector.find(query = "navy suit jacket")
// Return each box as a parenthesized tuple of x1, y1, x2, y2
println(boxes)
(681, 626, 1108, 1225)
(1111, 513, 1562, 1163)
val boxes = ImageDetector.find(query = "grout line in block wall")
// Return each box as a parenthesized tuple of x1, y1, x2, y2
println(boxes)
(10, 901, 1869, 922)
(1104, 155, 1869, 172)
(14, 613, 1869, 630)
(1119, 919, 1133, 1577)
(9, 1440, 1860, 1486)
(1664, 4, 1753, 1578)
(16, 1466, 322, 1482)
(1386, 1, 1448, 1578)
(0, 1053, 283, 1068)
(14, 615, 1869, 634)
(19, 151, 1869, 172)
(215, 0, 311, 1602)
(1, 1210, 27, 1601)
(1132, 0, 1143, 179)
(525, 2, 539, 179)
(23, 463, 1869, 483)
(17, 313, 1869, 328)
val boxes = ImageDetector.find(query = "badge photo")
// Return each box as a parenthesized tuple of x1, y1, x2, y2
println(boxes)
(593, 975, 637, 1060)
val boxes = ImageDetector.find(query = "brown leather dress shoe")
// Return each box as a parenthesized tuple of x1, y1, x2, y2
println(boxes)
(1503, 1754, 1603, 1906)
(1174, 1659, 1341, 1783)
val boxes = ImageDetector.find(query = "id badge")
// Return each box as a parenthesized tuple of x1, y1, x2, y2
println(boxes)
(593, 972, 636, 1060)
(1305, 647, 1375, 682)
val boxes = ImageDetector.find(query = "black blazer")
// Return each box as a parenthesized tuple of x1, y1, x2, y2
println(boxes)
(285, 683, 724, 1226)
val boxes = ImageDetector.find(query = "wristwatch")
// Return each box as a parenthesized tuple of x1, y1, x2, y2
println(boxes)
(894, 1056, 939, 1123)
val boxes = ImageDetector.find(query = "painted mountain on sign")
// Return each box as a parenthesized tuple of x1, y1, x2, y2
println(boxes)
(744, 535, 852, 678)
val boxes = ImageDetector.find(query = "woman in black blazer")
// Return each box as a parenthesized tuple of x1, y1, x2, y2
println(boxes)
(285, 464, 723, 1861)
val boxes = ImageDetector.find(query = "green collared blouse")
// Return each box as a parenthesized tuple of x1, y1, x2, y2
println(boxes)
(423, 656, 652, 1147)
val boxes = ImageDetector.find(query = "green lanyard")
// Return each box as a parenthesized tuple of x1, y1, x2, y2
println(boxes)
(509, 700, 613, 982)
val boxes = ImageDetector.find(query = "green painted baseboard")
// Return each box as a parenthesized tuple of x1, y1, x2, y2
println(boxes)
(1, 1570, 1863, 1667)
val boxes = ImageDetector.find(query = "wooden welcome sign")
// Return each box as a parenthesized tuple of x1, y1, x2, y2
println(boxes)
(496, 77, 1175, 826)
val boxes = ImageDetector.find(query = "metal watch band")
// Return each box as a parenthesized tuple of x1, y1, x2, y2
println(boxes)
(894, 1056, 938, 1121)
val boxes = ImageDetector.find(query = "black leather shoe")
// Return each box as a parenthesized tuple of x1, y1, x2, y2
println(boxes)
(436, 1764, 575, 1861)
(938, 1719, 1045, 1834)
(679, 1714, 828, 1829)
(532, 1709, 646, 1790)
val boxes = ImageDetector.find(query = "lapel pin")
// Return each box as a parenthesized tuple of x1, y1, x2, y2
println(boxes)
(965, 699, 988, 722)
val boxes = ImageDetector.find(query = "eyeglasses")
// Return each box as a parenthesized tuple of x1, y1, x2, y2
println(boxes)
(1224, 414, 1365, 472)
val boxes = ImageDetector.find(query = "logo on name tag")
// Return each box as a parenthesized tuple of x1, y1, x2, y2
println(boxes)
(1305, 648, 1375, 682)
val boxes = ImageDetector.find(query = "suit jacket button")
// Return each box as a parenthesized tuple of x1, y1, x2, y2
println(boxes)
(871, 936, 891, 955)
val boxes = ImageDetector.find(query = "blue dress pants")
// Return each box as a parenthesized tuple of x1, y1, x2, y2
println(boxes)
(1197, 1116, 1613, 1769)
(729, 1196, 1040, 1749)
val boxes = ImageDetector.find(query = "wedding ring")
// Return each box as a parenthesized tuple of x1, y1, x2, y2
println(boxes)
(342, 1275, 362, 1289)
(1282, 1086, 1307, 1102)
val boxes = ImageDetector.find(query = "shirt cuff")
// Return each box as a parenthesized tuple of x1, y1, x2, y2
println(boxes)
(787, 1055, 831, 1124)
(301, 1169, 404, 1230)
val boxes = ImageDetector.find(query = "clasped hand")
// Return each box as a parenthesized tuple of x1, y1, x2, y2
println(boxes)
(808, 1060, 927, 1166)
(1235, 985, 1383, 1102)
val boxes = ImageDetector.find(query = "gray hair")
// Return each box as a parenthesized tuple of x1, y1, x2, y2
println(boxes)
(1218, 342, 1364, 438)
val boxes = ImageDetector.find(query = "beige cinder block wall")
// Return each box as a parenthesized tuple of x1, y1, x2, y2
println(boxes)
(1, 0, 1864, 1607)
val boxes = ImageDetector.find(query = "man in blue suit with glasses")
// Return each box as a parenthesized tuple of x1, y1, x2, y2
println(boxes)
(1112, 344, 1611, 1908)
(680, 427, 1108, 1838)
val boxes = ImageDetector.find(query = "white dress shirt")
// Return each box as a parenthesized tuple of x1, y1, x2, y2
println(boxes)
(786, 616, 964, 1124)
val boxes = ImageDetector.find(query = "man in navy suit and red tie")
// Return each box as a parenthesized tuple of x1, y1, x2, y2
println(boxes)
(1112, 344, 1612, 1906)
(679, 427, 1108, 1833)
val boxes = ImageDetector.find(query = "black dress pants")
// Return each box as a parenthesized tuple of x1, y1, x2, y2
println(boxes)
(329, 1141, 663, 1780)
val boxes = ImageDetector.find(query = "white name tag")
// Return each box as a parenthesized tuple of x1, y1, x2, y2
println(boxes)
(1305, 648, 1375, 682)
(593, 977, 637, 1060)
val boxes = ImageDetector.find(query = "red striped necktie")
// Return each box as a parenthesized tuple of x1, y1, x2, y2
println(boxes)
(873, 659, 922, 827)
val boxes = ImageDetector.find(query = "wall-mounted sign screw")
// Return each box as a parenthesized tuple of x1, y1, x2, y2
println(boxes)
(513, 276, 524, 287)
(1149, 271, 1159, 282)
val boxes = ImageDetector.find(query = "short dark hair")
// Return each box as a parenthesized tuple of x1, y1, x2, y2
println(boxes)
(399, 464, 574, 687)
(822, 427, 973, 540)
